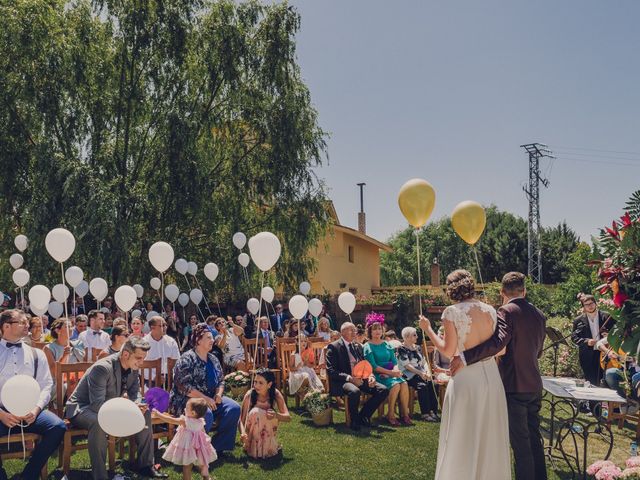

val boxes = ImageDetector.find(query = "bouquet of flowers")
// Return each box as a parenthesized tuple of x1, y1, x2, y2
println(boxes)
(302, 390, 330, 415)
(224, 371, 250, 388)
(588, 461, 617, 476)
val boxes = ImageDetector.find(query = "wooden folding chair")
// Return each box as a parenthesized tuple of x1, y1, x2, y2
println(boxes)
(278, 343, 300, 405)
(32, 341, 47, 350)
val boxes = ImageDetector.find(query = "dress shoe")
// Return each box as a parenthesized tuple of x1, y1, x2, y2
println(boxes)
(136, 466, 168, 478)
(360, 416, 371, 427)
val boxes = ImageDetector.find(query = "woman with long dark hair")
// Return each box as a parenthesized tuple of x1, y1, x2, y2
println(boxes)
(239, 368, 290, 459)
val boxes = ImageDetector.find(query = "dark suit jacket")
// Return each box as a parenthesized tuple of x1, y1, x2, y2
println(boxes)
(326, 339, 364, 396)
(64, 353, 141, 419)
(269, 312, 289, 332)
(571, 310, 614, 367)
(463, 298, 546, 394)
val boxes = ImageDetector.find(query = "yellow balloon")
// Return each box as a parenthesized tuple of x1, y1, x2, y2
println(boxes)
(451, 201, 486, 245)
(398, 179, 436, 228)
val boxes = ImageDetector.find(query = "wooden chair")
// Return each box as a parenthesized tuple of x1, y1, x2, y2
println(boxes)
(32, 341, 47, 350)
(243, 337, 281, 386)
(607, 400, 640, 440)
(55, 361, 117, 475)
(0, 435, 47, 479)
(278, 343, 301, 406)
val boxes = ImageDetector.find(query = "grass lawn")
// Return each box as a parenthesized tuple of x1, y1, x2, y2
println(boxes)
(2, 399, 637, 479)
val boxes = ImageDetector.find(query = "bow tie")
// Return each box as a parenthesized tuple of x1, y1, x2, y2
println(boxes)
(6, 342, 22, 349)
(92, 330, 102, 335)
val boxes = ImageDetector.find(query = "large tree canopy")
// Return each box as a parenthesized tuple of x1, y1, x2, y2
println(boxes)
(0, 0, 329, 296)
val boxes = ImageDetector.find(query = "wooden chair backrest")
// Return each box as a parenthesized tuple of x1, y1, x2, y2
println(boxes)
(138, 359, 162, 395)
(306, 336, 324, 344)
(309, 341, 329, 369)
(243, 337, 274, 369)
(165, 357, 177, 391)
(54, 361, 93, 418)
(278, 343, 298, 384)
(275, 337, 297, 370)
(89, 349, 102, 362)
(32, 341, 47, 350)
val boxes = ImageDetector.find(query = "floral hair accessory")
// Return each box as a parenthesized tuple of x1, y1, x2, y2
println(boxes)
(365, 311, 385, 328)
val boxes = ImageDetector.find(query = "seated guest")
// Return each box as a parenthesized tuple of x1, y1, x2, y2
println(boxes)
(112, 317, 127, 329)
(288, 337, 324, 396)
(287, 319, 305, 340)
(433, 327, 451, 370)
(0, 310, 66, 480)
(144, 316, 181, 383)
(239, 368, 290, 459)
(163, 304, 179, 339)
(316, 317, 332, 341)
(24, 315, 45, 345)
(303, 314, 316, 336)
(270, 304, 288, 335)
(98, 325, 129, 359)
(65, 337, 165, 479)
(397, 327, 439, 421)
(384, 330, 402, 350)
(130, 316, 145, 340)
(103, 313, 114, 334)
(71, 314, 88, 340)
(597, 335, 639, 402)
(78, 309, 111, 361)
(243, 310, 257, 339)
(355, 324, 367, 344)
(320, 305, 335, 330)
(329, 330, 341, 342)
(169, 324, 241, 456)
(41, 314, 52, 336)
(364, 319, 411, 426)
(326, 322, 389, 431)
(215, 317, 246, 371)
(181, 315, 198, 350)
(257, 317, 277, 368)
(44, 317, 86, 370)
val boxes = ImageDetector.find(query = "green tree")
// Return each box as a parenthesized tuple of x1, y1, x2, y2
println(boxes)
(552, 243, 600, 317)
(0, 0, 328, 297)
(540, 221, 580, 284)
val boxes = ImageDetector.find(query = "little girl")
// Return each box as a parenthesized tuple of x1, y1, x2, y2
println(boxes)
(152, 398, 217, 479)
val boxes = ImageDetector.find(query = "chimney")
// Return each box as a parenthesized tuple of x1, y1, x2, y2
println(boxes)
(431, 257, 440, 287)
(357, 183, 366, 234)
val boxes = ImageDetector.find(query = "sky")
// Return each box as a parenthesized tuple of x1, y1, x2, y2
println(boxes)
(290, 0, 640, 244)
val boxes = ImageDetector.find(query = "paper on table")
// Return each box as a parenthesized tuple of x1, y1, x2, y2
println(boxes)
(569, 387, 626, 402)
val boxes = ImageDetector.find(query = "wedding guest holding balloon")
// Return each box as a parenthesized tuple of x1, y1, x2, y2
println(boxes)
(0, 309, 66, 480)
(70, 314, 88, 340)
(257, 316, 277, 368)
(364, 316, 412, 426)
(181, 314, 198, 350)
(288, 337, 324, 396)
(44, 317, 86, 369)
(98, 325, 130, 359)
(239, 368, 290, 459)
(169, 323, 241, 456)
(78, 310, 111, 360)
(144, 316, 181, 383)
(65, 337, 166, 479)
(215, 317, 246, 372)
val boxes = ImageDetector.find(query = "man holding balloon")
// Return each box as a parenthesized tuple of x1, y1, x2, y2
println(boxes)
(0, 309, 66, 480)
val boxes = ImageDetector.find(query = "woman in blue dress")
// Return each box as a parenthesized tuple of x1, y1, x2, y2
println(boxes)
(169, 323, 241, 455)
(363, 319, 411, 426)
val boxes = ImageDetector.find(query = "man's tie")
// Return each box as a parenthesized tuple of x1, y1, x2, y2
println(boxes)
(92, 330, 101, 335)
(263, 331, 271, 349)
(349, 343, 359, 362)
(6, 342, 22, 349)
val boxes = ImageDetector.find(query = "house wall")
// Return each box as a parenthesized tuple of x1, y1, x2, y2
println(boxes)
(309, 229, 382, 295)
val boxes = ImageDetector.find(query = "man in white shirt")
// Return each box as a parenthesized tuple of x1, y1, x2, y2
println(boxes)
(78, 310, 111, 361)
(143, 316, 180, 383)
(0, 309, 66, 480)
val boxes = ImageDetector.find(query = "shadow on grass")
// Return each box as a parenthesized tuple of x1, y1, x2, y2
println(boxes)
(297, 418, 395, 438)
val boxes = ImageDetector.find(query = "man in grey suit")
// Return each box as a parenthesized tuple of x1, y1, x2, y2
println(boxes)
(65, 337, 168, 480)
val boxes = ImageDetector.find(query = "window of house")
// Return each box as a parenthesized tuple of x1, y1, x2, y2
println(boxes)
(348, 245, 354, 263)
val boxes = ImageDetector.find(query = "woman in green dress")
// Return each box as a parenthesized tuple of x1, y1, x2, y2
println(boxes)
(363, 319, 411, 426)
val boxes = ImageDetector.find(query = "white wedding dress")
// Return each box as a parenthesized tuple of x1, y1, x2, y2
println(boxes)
(435, 301, 511, 480)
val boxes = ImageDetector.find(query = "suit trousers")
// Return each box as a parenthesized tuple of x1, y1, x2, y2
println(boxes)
(342, 381, 388, 424)
(71, 408, 154, 480)
(507, 392, 547, 480)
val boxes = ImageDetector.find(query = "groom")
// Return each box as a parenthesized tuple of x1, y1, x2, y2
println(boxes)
(450, 272, 547, 480)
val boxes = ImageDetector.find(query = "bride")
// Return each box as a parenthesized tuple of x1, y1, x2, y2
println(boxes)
(421, 269, 510, 479)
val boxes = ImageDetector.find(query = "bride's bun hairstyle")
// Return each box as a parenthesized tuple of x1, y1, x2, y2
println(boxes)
(445, 270, 475, 302)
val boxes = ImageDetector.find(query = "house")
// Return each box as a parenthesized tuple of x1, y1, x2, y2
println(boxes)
(309, 202, 391, 295)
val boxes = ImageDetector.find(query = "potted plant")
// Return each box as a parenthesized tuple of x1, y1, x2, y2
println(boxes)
(224, 371, 251, 398)
(303, 391, 332, 426)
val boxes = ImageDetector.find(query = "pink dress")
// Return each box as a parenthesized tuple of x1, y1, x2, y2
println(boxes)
(243, 400, 279, 459)
(162, 416, 217, 466)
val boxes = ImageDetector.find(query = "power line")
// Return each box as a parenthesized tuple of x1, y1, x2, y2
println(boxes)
(550, 145, 640, 157)
(553, 151, 640, 162)
(554, 155, 640, 168)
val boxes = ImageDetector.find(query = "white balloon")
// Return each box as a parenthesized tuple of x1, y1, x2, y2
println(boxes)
(204, 263, 219, 282)
(45, 228, 76, 263)
(89, 278, 108, 302)
(131, 309, 142, 319)
(114, 285, 137, 312)
(30, 304, 47, 316)
(308, 298, 323, 317)
(133, 284, 144, 298)
(48, 301, 64, 319)
(28, 285, 51, 310)
(288, 295, 309, 320)
(175, 258, 188, 276)
(14, 235, 28, 252)
(148, 241, 174, 273)
(338, 291, 356, 315)
(232, 232, 247, 250)
(299, 281, 311, 296)
(164, 284, 179, 303)
(9, 253, 23, 269)
(150, 277, 161, 290)
(76, 280, 89, 297)
(98, 397, 145, 438)
(261, 286, 275, 304)
(178, 293, 189, 307)
(65, 266, 84, 288)
(187, 261, 198, 276)
(238, 253, 250, 268)
(1, 375, 40, 416)
(52, 284, 70, 303)
(248, 232, 281, 272)
(12, 269, 30, 288)
(189, 288, 203, 305)
(146, 311, 159, 321)
(246, 298, 260, 316)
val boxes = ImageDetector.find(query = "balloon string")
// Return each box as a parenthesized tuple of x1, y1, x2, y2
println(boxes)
(160, 272, 165, 308)
(183, 274, 192, 291)
(416, 229, 423, 316)
(60, 262, 70, 346)
(251, 272, 265, 387)
(193, 276, 213, 315)
(472, 246, 485, 298)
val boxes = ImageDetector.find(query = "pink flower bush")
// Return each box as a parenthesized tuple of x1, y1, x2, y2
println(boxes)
(595, 465, 622, 480)
(627, 457, 640, 468)
(588, 461, 617, 476)
(621, 467, 640, 479)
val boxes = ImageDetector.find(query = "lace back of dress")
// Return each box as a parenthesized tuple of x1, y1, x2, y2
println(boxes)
(442, 301, 497, 353)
